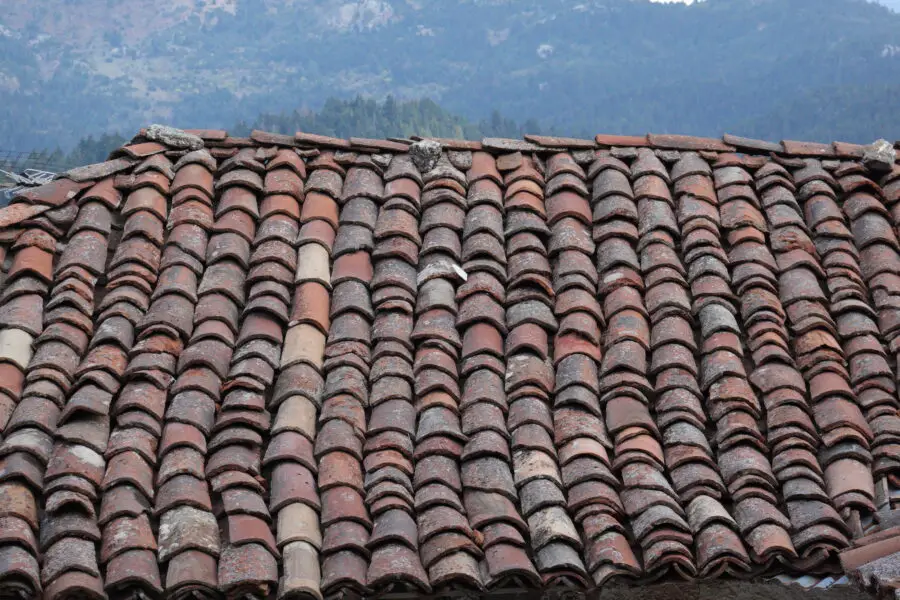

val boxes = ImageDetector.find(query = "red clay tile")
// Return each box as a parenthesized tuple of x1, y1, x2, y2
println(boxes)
(647, 134, 733, 152)
(295, 131, 351, 149)
(14, 129, 900, 597)
(722, 134, 783, 154)
(781, 140, 835, 157)
(526, 135, 596, 149)
(594, 134, 649, 148)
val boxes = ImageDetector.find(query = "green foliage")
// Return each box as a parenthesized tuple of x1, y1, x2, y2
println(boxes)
(61, 133, 128, 167)
(6, 0, 900, 151)
(4, 133, 127, 173)
(734, 83, 900, 143)
(233, 96, 542, 140)
(50, 97, 542, 167)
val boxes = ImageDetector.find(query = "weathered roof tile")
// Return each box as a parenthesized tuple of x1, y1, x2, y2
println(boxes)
(1, 127, 898, 600)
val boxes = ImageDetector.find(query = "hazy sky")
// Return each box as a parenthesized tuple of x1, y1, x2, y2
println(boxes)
(649, 0, 898, 6)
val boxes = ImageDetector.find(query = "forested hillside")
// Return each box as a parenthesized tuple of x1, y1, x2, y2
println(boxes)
(34, 97, 538, 168)
(232, 97, 544, 141)
(2, 0, 900, 151)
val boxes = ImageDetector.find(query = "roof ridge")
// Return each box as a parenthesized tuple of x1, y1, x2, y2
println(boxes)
(119, 126, 900, 163)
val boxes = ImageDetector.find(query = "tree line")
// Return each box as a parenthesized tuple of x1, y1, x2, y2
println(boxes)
(33, 97, 541, 170)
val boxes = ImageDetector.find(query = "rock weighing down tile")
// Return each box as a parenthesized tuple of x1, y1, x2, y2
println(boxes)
(0, 126, 899, 600)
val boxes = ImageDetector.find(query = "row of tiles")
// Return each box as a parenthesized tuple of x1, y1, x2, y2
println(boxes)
(0, 140, 899, 599)
(120, 126, 897, 164)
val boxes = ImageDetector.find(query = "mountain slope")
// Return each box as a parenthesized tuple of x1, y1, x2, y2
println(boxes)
(2, 0, 900, 150)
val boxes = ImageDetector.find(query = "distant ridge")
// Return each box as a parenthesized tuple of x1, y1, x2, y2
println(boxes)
(2, 0, 900, 150)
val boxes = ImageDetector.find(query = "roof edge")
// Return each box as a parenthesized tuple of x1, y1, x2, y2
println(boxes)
(121, 127, 898, 162)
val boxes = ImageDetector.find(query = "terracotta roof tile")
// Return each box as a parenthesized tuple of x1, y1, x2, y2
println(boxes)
(113, 141, 168, 159)
(1, 126, 900, 599)
(648, 134, 734, 152)
(182, 129, 228, 141)
(348, 137, 410, 153)
(249, 129, 296, 147)
(782, 140, 837, 157)
(481, 137, 542, 153)
(295, 131, 352, 149)
(595, 134, 650, 148)
(721, 133, 784, 154)
(524, 135, 596, 149)
(410, 136, 482, 151)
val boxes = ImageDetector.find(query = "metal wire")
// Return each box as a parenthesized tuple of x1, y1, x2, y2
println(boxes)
(0, 149, 69, 174)
(0, 150, 65, 202)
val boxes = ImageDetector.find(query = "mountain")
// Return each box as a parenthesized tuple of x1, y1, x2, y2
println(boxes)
(2, 0, 900, 151)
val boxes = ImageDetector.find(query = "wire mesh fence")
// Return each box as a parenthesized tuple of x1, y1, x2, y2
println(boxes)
(0, 149, 70, 174)
(0, 150, 70, 206)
